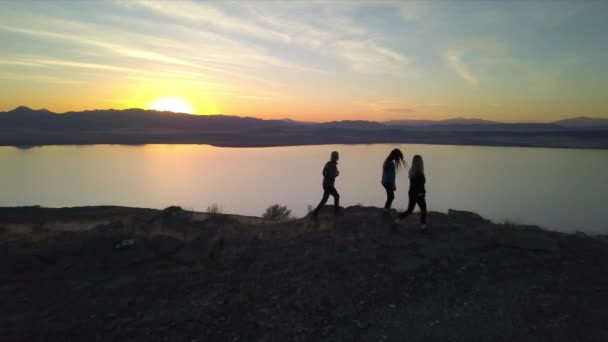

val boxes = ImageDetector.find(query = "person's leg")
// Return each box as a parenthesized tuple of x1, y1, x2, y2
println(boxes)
(416, 196, 427, 225)
(329, 187, 340, 213)
(399, 194, 416, 219)
(384, 187, 395, 209)
(313, 187, 331, 215)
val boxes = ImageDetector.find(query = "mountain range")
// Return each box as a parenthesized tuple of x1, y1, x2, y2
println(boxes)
(1, 106, 607, 149)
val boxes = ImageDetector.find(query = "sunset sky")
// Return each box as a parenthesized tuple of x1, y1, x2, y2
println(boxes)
(1, 1, 607, 122)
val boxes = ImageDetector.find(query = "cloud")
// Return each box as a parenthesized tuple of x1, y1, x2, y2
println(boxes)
(125, 0, 291, 42)
(335, 40, 408, 73)
(446, 49, 478, 85)
(0, 22, 286, 88)
(395, 2, 422, 21)
(238, 95, 273, 100)
(122, 1, 408, 75)
(383, 107, 416, 114)
(362, 100, 448, 115)
(414, 103, 448, 108)
(0, 71, 84, 84)
(0, 24, 196, 68)
(1, 56, 143, 75)
(0, 59, 48, 67)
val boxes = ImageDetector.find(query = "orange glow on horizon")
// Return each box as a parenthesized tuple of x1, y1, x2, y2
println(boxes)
(149, 96, 195, 114)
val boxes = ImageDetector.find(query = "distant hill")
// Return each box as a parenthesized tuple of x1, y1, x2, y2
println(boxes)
(384, 118, 499, 126)
(1, 107, 607, 149)
(553, 117, 608, 128)
(1, 106, 292, 131)
(317, 120, 388, 130)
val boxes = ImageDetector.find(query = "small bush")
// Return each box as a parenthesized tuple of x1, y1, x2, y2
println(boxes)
(263, 204, 292, 221)
(207, 203, 223, 215)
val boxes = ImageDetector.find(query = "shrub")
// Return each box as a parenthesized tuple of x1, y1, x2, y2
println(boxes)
(207, 203, 223, 215)
(307, 204, 314, 214)
(262, 204, 292, 221)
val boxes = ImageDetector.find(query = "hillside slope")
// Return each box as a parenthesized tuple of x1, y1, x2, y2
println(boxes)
(1, 205, 608, 341)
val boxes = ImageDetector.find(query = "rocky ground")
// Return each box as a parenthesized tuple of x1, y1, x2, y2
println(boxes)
(1, 205, 608, 342)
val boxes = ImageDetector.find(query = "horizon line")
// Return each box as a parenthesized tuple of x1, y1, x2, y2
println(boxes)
(2, 105, 606, 125)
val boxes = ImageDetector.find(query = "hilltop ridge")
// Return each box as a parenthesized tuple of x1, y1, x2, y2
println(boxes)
(2, 205, 608, 341)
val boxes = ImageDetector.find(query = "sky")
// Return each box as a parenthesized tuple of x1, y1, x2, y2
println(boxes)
(0, 1, 607, 122)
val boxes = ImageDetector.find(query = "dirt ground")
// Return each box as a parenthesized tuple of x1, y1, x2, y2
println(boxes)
(1, 205, 608, 342)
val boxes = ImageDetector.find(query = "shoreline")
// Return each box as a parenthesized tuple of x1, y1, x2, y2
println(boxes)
(3, 140, 608, 150)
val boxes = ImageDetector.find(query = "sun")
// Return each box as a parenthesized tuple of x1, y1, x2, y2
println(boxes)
(149, 97, 195, 114)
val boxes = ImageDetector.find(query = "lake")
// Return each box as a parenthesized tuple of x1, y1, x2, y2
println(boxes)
(1, 144, 607, 233)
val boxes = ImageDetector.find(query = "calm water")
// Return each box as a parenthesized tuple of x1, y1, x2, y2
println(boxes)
(1, 144, 607, 233)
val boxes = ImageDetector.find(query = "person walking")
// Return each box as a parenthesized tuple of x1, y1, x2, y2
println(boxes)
(395, 154, 428, 231)
(312, 151, 341, 217)
(381, 148, 406, 215)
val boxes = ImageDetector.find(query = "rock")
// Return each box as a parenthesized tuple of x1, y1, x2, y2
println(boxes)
(114, 239, 136, 250)
(448, 209, 486, 222)
(160, 206, 192, 220)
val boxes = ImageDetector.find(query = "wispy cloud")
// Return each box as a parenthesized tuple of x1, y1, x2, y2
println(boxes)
(395, 2, 423, 21)
(123, 0, 292, 42)
(122, 1, 408, 75)
(335, 40, 407, 74)
(0, 22, 284, 87)
(238, 95, 273, 101)
(363, 101, 447, 115)
(0, 72, 84, 85)
(0, 24, 196, 68)
(2, 56, 139, 73)
(0, 59, 48, 67)
(446, 49, 477, 85)
(383, 107, 416, 114)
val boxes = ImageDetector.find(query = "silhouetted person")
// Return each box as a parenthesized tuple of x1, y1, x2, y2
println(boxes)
(312, 151, 340, 217)
(395, 154, 427, 231)
(381, 148, 406, 214)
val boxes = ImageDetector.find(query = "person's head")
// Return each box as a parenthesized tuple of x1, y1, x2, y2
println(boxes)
(409, 154, 424, 178)
(330, 151, 339, 162)
(384, 148, 406, 171)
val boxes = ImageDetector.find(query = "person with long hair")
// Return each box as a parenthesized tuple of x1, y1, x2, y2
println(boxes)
(395, 154, 428, 231)
(381, 148, 406, 214)
(312, 151, 341, 217)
